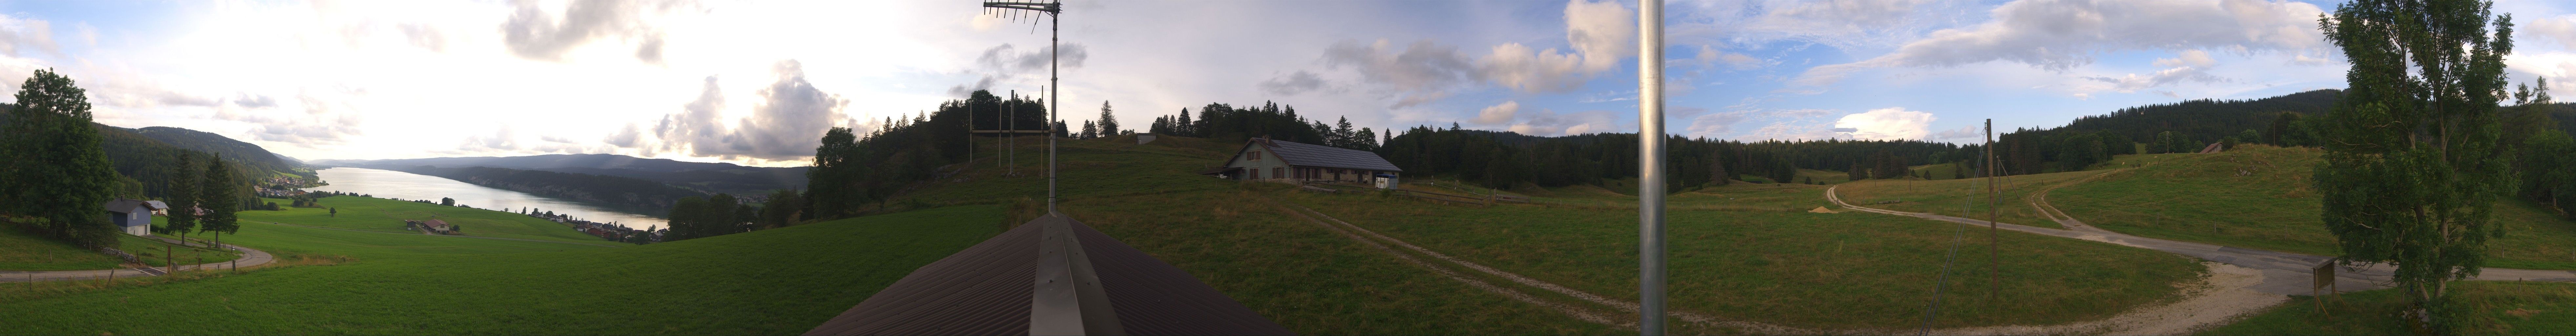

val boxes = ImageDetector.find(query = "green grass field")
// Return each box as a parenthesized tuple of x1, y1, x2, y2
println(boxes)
(240, 195, 618, 245)
(1832, 169, 2118, 230)
(0, 224, 125, 271)
(2050, 145, 2576, 270)
(2204, 281, 2576, 335)
(0, 205, 1004, 334)
(1275, 182, 2204, 330)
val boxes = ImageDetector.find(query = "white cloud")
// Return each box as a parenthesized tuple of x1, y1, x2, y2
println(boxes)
(646, 60, 851, 162)
(1478, 0, 1634, 93)
(1473, 100, 1518, 124)
(0, 14, 60, 57)
(1831, 107, 1935, 140)
(1789, 0, 2326, 90)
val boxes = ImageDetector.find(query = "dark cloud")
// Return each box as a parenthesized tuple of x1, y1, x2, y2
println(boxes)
(947, 75, 997, 97)
(1258, 71, 1330, 96)
(500, 0, 669, 62)
(648, 60, 849, 161)
(1322, 39, 1476, 107)
(975, 43, 1088, 72)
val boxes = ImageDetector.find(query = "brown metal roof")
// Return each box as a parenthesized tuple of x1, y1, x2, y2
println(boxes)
(804, 215, 1291, 336)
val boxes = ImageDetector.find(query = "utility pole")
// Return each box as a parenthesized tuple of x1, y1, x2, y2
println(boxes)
(1985, 119, 1999, 301)
(1636, 0, 1667, 334)
(1009, 90, 1016, 175)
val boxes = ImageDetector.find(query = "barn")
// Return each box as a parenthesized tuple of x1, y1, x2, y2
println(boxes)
(1200, 137, 1401, 187)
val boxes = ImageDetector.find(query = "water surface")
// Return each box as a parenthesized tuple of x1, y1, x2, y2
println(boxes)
(301, 167, 666, 230)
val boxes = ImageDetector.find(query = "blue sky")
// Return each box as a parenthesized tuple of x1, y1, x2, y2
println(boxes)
(2, 0, 2573, 166)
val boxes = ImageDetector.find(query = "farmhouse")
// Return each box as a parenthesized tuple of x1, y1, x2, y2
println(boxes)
(1200, 137, 1401, 187)
(405, 219, 456, 235)
(101, 198, 169, 236)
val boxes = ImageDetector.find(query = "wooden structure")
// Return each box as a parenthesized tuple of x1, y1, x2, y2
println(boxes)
(102, 199, 169, 236)
(1200, 137, 1401, 187)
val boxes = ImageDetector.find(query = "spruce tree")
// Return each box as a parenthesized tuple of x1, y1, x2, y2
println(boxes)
(165, 152, 202, 242)
(198, 155, 241, 247)
(2317, 0, 2517, 329)
(1096, 101, 1119, 136)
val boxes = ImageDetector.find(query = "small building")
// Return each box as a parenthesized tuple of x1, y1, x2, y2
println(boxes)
(424, 219, 452, 235)
(102, 199, 169, 236)
(1201, 137, 1402, 187)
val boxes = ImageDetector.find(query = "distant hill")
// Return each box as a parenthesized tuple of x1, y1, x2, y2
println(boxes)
(2049, 89, 2343, 143)
(118, 126, 300, 177)
(378, 165, 707, 213)
(317, 154, 809, 195)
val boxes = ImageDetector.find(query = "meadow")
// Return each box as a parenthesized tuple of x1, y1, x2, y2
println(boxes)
(0, 205, 1004, 334)
(2048, 145, 2576, 270)
(1274, 183, 2204, 331)
(239, 195, 620, 245)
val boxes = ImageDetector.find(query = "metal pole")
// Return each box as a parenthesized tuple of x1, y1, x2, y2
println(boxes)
(1636, 1, 1666, 334)
(1010, 90, 1017, 175)
(1047, 1, 1060, 215)
(1985, 119, 1999, 300)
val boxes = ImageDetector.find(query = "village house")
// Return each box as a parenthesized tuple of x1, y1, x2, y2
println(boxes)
(102, 198, 169, 236)
(405, 219, 457, 235)
(1200, 137, 1402, 188)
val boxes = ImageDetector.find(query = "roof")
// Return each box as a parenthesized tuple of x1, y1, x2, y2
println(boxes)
(144, 200, 170, 210)
(1249, 138, 1402, 172)
(803, 215, 1291, 336)
(426, 219, 448, 227)
(101, 199, 153, 213)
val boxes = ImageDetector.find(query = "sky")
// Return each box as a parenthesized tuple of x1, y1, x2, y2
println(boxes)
(6, 0, 2576, 167)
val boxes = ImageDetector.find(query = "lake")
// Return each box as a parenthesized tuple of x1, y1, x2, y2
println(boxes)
(301, 167, 667, 230)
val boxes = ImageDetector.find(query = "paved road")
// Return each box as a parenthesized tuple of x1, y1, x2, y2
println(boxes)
(1825, 185, 2576, 295)
(0, 236, 276, 283)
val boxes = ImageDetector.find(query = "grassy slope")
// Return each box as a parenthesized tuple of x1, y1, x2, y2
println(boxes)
(1832, 170, 2118, 230)
(2050, 145, 2576, 270)
(910, 135, 2205, 331)
(0, 224, 124, 271)
(240, 195, 613, 245)
(2205, 281, 2576, 335)
(0, 205, 1002, 335)
(1281, 183, 2202, 330)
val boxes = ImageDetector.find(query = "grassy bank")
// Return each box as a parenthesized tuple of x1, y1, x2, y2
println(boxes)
(2204, 281, 2576, 335)
(239, 195, 612, 245)
(0, 224, 125, 271)
(2051, 146, 2576, 270)
(0, 205, 1003, 334)
(1832, 169, 2121, 230)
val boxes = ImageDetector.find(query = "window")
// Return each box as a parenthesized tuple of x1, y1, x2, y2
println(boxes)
(1274, 167, 1284, 179)
(1250, 151, 1261, 161)
(1251, 169, 1260, 179)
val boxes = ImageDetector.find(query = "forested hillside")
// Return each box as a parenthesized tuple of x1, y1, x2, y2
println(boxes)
(377, 165, 706, 213)
(122, 126, 302, 178)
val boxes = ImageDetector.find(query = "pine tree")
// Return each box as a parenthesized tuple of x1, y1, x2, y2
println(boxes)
(198, 154, 241, 247)
(1174, 108, 1193, 136)
(164, 152, 205, 242)
(1097, 101, 1119, 136)
(1333, 116, 1357, 149)
(1080, 120, 1097, 139)
(2316, 0, 2516, 330)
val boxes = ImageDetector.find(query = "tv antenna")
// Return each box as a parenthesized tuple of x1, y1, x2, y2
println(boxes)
(982, 0, 1063, 215)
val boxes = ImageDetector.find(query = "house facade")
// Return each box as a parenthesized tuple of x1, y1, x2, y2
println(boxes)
(1201, 137, 1402, 187)
(102, 199, 169, 236)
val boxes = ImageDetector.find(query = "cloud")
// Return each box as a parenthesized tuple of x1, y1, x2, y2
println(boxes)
(1933, 125, 1980, 140)
(1479, 0, 1633, 93)
(233, 94, 279, 108)
(1831, 107, 1935, 140)
(2083, 66, 2225, 93)
(1473, 101, 1518, 124)
(1685, 109, 1751, 135)
(459, 126, 521, 151)
(603, 122, 646, 148)
(1693, 45, 1764, 70)
(397, 22, 446, 52)
(225, 93, 365, 147)
(1258, 70, 1331, 95)
(650, 60, 851, 161)
(0, 14, 59, 57)
(2153, 50, 2216, 68)
(2528, 15, 2576, 49)
(501, 0, 670, 62)
(1788, 0, 2326, 89)
(948, 43, 1089, 97)
(1322, 39, 1476, 107)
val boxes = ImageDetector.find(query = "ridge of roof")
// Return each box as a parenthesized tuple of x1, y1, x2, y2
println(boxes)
(1245, 138, 1402, 172)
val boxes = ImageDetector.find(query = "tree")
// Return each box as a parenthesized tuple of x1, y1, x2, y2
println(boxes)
(2267, 112, 2303, 146)
(1848, 163, 1868, 181)
(2503, 77, 2561, 151)
(2316, 0, 2517, 330)
(163, 152, 202, 241)
(2519, 131, 2576, 218)
(329, 207, 337, 218)
(804, 127, 864, 220)
(440, 197, 455, 206)
(198, 154, 242, 247)
(1080, 120, 1098, 139)
(0, 69, 121, 247)
(665, 196, 707, 242)
(759, 189, 804, 228)
(1097, 101, 1119, 136)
